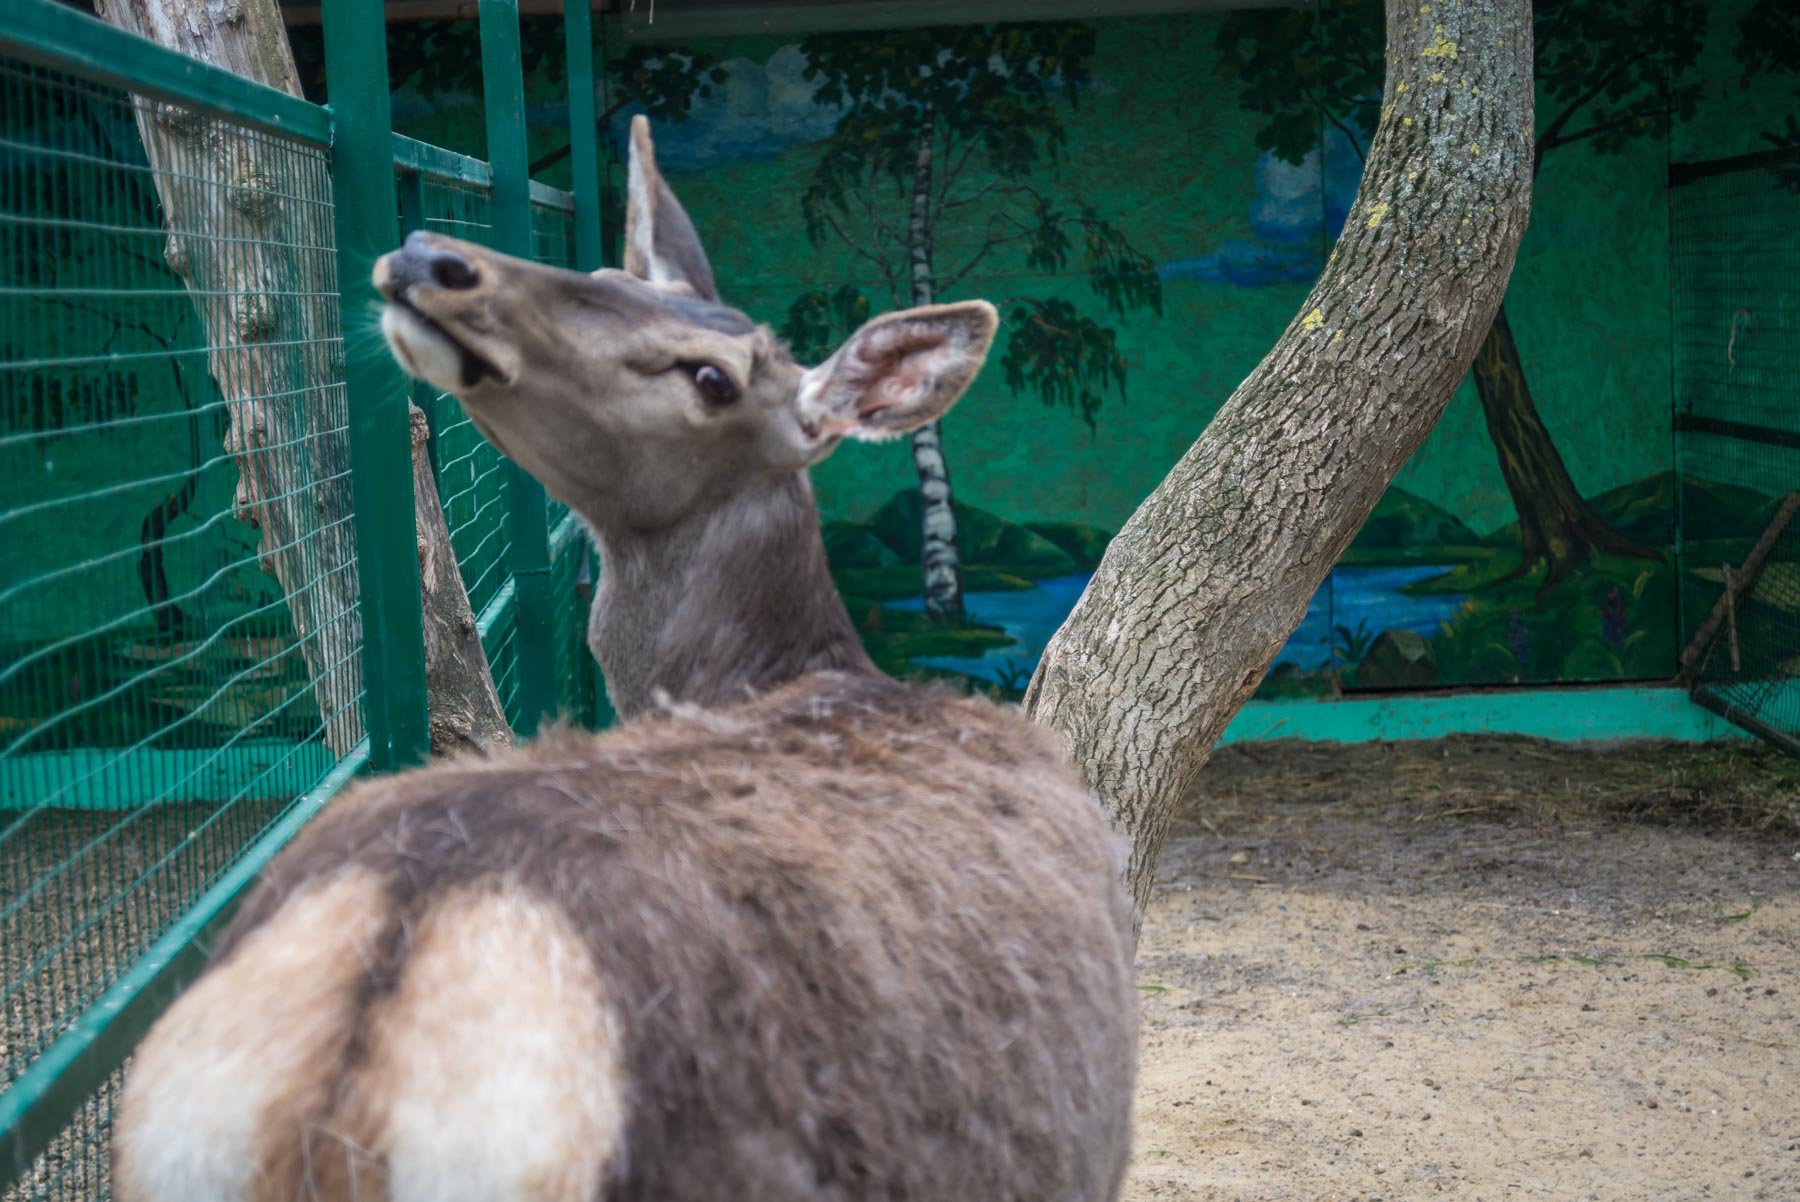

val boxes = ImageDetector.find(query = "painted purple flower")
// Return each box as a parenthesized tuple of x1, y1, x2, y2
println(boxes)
(1601, 585, 1627, 647)
(1507, 610, 1530, 668)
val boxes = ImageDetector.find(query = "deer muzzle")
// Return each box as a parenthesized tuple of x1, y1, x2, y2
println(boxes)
(374, 231, 518, 391)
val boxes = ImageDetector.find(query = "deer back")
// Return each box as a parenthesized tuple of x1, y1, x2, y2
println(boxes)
(114, 674, 1138, 1202)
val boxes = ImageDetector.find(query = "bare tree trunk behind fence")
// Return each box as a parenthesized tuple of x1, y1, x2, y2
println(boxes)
(1026, 0, 1535, 934)
(94, 0, 510, 758)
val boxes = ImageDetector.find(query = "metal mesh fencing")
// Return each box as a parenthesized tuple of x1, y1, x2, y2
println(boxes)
(1, 54, 355, 1201)
(417, 176, 512, 620)
(527, 193, 599, 725)
(4, 2, 608, 1196)
(546, 532, 599, 729)
(2, 1068, 119, 1202)
(408, 177, 599, 733)
(1670, 147, 1800, 756)
(530, 195, 575, 533)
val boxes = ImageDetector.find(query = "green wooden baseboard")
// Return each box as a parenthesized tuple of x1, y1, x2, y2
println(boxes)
(1218, 684, 1750, 747)
(0, 740, 337, 812)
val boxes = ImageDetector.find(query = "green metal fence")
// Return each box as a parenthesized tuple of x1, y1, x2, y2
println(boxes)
(392, 144, 602, 734)
(0, 0, 607, 1194)
(1670, 145, 1800, 757)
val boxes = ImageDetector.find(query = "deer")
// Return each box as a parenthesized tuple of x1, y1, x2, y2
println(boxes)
(111, 116, 1138, 1202)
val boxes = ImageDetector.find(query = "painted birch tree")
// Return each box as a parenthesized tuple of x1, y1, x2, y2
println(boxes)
(782, 24, 1161, 623)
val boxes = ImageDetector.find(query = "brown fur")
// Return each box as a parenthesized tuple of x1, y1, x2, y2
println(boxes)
(118, 114, 1137, 1202)
(116, 673, 1137, 1202)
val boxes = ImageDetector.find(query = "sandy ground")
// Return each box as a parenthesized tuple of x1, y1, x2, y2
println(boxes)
(1126, 738, 1799, 1202)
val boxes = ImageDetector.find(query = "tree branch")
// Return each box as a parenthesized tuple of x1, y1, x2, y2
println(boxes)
(818, 205, 903, 297)
(857, 154, 907, 251)
(1301, 83, 1368, 164)
(938, 177, 1022, 213)
(935, 126, 985, 217)
(1544, 108, 1661, 153)
(1535, 48, 1654, 172)
(1534, 0, 1575, 69)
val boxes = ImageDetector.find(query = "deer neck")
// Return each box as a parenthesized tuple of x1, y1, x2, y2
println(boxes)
(584, 472, 877, 720)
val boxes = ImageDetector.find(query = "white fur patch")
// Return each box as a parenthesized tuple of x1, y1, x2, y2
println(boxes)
(363, 888, 627, 1202)
(113, 870, 389, 1202)
(381, 305, 465, 396)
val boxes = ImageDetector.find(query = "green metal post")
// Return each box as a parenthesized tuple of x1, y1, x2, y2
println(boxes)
(564, 0, 603, 273)
(395, 168, 441, 477)
(480, 0, 557, 736)
(323, 0, 431, 769)
(563, 0, 614, 729)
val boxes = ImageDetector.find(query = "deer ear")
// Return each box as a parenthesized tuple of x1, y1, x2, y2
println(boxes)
(793, 301, 998, 445)
(623, 114, 719, 302)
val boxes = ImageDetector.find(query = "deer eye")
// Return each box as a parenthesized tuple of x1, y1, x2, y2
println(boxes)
(690, 363, 738, 406)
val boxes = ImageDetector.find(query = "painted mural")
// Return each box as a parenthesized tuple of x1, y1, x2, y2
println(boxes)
(524, 0, 1793, 703)
(4, 1, 1795, 745)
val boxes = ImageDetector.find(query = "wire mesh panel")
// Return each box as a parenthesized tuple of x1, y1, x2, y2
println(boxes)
(529, 194, 575, 270)
(418, 177, 512, 620)
(550, 516, 598, 725)
(525, 193, 598, 724)
(407, 178, 599, 735)
(529, 196, 576, 537)
(0, 53, 355, 1200)
(1670, 148, 1800, 755)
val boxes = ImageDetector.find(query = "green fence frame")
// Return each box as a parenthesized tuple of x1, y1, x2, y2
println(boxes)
(1669, 145, 1800, 759)
(0, 0, 605, 1190)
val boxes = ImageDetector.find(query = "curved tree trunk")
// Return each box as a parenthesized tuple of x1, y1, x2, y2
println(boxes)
(1026, 0, 1535, 934)
(1473, 302, 1661, 590)
(94, 0, 509, 757)
(905, 103, 965, 623)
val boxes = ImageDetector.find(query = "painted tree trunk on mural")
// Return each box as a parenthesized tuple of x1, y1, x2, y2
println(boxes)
(1473, 302, 1660, 589)
(906, 102, 965, 624)
(1026, 0, 1535, 933)
(93, 0, 509, 757)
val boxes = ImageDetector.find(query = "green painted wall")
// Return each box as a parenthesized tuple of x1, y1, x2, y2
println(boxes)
(4, 0, 1795, 750)
(529, 0, 1792, 703)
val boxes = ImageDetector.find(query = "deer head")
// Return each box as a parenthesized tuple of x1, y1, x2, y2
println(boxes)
(375, 116, 998, 716)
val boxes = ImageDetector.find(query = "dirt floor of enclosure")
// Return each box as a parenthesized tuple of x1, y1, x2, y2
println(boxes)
(1127, 736, 1800, 1202)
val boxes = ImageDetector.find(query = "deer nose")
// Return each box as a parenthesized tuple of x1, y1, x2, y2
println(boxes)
(387, 231, 481, 293)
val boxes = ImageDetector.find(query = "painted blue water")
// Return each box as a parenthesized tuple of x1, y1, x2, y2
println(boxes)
(1274, 564, 1468, 673)
(889, 565, 1465, 686)
(890, 575, 1093, 688)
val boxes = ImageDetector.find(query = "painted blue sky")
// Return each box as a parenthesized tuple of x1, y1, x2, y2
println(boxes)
(610, 46, 847, 173)
(1158, 129, 1365, 287)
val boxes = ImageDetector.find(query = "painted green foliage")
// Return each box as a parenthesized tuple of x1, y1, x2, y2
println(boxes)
(774, 22, 1162, 624)
(562, 0, 1788, 703)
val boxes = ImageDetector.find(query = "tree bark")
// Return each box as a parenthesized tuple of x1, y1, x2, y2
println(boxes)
(905, 102, 965, 624)
(1025, 0, 1535, 934)
(94, 0, 510, 757)
(409, 409, 511, 756)
(1472, 302, 1661, 590)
